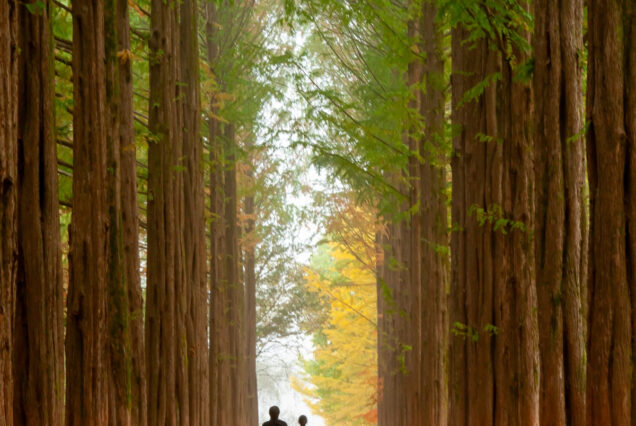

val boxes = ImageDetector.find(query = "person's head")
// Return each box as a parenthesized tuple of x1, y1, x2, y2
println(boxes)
(298, 415, 307, 425)
(269, 406, 280, 420)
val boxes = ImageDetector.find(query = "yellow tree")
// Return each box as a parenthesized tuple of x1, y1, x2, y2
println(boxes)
(294, 205, 378, 425)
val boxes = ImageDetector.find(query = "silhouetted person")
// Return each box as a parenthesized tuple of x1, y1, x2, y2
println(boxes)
(298, 414, 307, 425)
(263, 406, 288, 426)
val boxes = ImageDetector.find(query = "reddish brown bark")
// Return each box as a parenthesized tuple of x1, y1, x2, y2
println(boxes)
(66, 0, 110, 424)
(180, 0, 209, 423)
(146, 0, 189, 423)
(0, 0, 18, 424)
(418, 2, 449, 424)
(533, 0, 586, 424)
(13, 1, 64, 425)
(586, 0, 635, 424)
(116, 0, 146, 422)
(378, 3, 448, 424)
(104, 0, 132, 424)
(449, 14, 539, 425)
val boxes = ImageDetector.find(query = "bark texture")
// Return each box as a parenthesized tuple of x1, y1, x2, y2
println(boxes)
(180, 0, 209, 423)
(586, 0, 635, 424)
(66, 0, 110, 424)
(0, 0, 18, 424)
(104, 0, 132, 423)
(377, 2, 448, 424)
(117, 0, 146, 422)
(533, 0, 587, 424)
(146, 0, 188, 423)
(13, 1, 64, 425)
(449, 15, 539, 426)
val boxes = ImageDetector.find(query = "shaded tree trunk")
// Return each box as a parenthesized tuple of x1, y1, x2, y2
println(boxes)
(66, 0, 110, 423)
(0, 0, 18, 424)
(13, 1, 64, 425)
(180, 0, 209, 423)
(586, 0, 635, 424)
(104, 0, 132, 423)
(533, 0, 586, 424)
(116, 0, 146, 422)
(449, 12, 539, 425)
(145, 0, 189, 423)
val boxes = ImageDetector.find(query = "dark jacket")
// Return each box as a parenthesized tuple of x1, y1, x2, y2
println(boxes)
(262, 421, 288, 426)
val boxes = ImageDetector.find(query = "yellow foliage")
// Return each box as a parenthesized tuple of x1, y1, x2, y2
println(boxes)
(294, 209, 378, 425)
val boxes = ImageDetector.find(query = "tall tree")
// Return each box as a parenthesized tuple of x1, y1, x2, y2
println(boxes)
(378, 2, 449, 424)
(586, 0, 635, 424)
(66, 0, 110, 423)
(0, 0, 18, 424)
(145, 0, 189, 423)
(180, 0, 209, 423)
(533, 0, 586, 424)
(449, 3, 539, 424)
(13, 1, 64, 425)
(417, 2, 449, 424)
(243, 149, 259, 426)
(116, 0, 146, 422)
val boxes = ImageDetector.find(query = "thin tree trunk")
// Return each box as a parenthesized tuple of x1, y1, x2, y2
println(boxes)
(224, 123, 247, 424)
(116, 0, 146, 422)
(66, 0, 110, 423)
(0, 0, 18, 424)
(13, 1, 64, 425)
(105, 0, 132, 424)
(205, 3, 229, 424)
(533, 0, 586, 424)
(244, 150, 259, 426)
(586, 0, 635, 424)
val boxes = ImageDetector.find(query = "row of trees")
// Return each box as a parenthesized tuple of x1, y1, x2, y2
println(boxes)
(291, 0, 634, 424)
(0, 0, 285, 424)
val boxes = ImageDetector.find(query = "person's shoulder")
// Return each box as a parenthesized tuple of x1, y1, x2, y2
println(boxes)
(278, 422, 288, 426)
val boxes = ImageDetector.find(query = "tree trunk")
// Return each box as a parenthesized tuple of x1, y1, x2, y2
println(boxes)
(66, 0, 110, 424)
(0, 0, 18, 424)
(116, 0, 146, 422)
(13, 1, 64, 425)
(449, 13, 539, 425)
(180, 0, 209, 423)
(533, 0, 586, 424)
(377, 3, 448, 424)
(104, 0, 132, 423)
(224, 123, 247, 424)
(418, 2, 449, 424)
(146, 0, 188, 423)
(586, 0, 635, 424)
(205, 3, 228, 424)
(243, 150, 259, 426)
